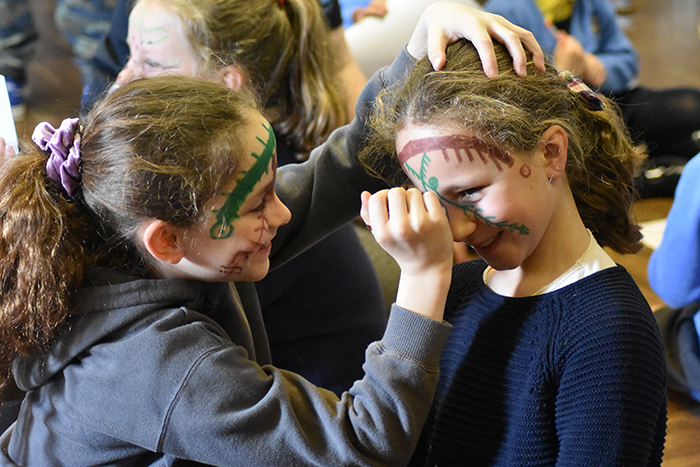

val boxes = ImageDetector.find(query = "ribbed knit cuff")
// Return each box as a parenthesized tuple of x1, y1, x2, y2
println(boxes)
(381, 304, 451, 369)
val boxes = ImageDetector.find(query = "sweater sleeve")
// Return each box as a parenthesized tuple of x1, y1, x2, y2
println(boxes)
(552, 290, 666, 466)
(648, 153, 700, 308)
(574, 0, 638, 93)
(158, 305, 451, 466)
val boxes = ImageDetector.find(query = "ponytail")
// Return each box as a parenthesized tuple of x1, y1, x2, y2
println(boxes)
(0, 76, 259, 401)
(276, 0, 349, 154)
(0, 143, 92, 399)
(566, 95, 646, 254)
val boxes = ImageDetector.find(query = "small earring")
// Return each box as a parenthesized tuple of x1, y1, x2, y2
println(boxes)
(548, 174, 553, 183)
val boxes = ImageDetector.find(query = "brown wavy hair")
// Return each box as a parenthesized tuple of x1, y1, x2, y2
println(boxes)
(0, 76, 258, 399)
(359, 39, 646, 255)
(157, 0, 349, 155)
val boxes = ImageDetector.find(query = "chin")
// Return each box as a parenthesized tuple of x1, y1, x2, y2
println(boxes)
(246, 262, 271, 283)
(482, 255, 520, 271)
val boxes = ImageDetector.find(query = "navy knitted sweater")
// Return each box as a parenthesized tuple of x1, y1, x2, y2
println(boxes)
(410, 259, 667, 466)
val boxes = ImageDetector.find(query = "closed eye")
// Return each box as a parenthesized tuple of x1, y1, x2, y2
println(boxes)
(251, 194, 271, 213)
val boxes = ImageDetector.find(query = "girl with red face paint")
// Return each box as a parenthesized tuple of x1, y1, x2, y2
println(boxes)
(359, 39, 666, 466)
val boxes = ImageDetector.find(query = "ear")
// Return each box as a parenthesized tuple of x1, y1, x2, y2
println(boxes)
(141, 219, 184, 264)
(540, 125, 568, 183)
(218, 65, 246, 91)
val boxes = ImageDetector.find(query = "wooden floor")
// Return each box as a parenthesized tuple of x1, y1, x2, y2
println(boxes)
(10, 0, 700, 465)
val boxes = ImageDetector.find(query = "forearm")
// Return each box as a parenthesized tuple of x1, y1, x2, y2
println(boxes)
(162, 306, 451, 466)
(395, 265, 452, 322)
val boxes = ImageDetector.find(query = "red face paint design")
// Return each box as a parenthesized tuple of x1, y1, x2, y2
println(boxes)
(397, 134, 514, 172)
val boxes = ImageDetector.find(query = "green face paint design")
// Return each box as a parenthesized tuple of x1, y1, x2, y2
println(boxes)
(131, 9, 169, 45)
(209, 122, 276, 239)
(404, 153, 530, 235)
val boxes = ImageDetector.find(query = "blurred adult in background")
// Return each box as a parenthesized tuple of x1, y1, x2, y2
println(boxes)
(484, 0, 700, 198)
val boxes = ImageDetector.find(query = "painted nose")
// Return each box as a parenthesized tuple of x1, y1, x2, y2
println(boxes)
(269, 192, 292, 230)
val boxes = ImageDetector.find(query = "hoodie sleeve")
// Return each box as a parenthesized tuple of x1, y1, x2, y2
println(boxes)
(154, 305, 450, 467)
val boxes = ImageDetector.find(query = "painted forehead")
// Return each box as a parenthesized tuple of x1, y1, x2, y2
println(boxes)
(129, 4, 171, 46)
(209, 121, 277, 239)
(397, 134, 514, 172)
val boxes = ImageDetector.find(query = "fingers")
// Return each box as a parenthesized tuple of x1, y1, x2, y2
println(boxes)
(363, 189, 391, 236)
(408, 2, 545, 77)
(421, 190, 446, 220)
(361, 188, 448, 241)
(485, 17, 545, 76)
(360, 191, 372, 227)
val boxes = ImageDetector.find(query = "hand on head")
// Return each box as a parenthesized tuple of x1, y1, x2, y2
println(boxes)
(407, 1, 545, 77)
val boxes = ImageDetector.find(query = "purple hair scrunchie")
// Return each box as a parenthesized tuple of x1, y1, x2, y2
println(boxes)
(32, 118, 82, 198)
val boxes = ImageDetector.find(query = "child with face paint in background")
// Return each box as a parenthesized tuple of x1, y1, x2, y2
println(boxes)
(110, 0, 391, 395)
(359, 40, 667, 466)
(0, 4, 546, 464)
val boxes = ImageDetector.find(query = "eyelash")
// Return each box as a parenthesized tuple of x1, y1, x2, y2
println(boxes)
(251, 194, 271, 213)
(458, 187, 482, 200)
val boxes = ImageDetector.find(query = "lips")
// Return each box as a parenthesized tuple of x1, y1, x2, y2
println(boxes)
(256, 242, 272, 255)
(471, 230, 503, 249)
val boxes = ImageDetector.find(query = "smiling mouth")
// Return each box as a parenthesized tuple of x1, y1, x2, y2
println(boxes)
(257, 242, 272, 255)
(472, 231, 503, 249)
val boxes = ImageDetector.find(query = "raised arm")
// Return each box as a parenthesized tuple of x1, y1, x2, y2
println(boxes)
(361, 188, 454, 321)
